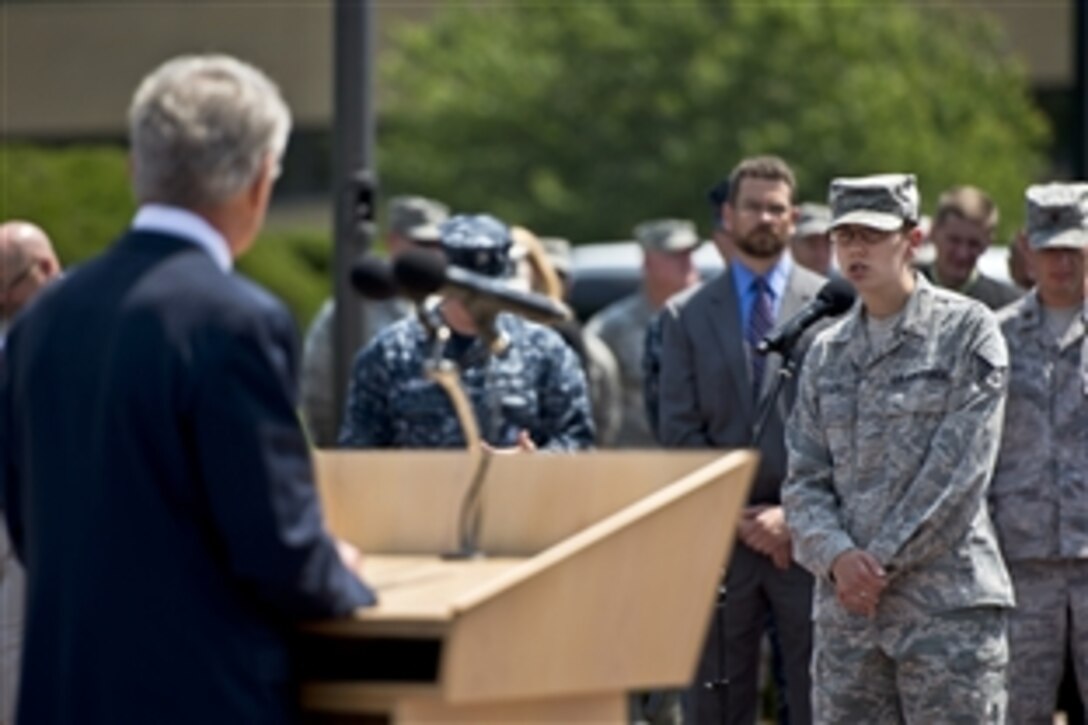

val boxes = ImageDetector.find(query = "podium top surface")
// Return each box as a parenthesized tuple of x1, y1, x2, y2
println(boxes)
(304, 555, 526, 638)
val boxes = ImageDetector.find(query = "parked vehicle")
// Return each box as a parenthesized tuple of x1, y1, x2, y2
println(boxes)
(568, 240, 1015, 323)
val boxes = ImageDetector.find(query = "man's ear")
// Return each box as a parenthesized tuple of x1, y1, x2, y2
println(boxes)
(721, 203, 735, 234)
(248, 156, 277, 207)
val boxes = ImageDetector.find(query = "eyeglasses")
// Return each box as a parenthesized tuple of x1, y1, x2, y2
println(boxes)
(737, 200, 791, 219)
(830, 227, 899, 248)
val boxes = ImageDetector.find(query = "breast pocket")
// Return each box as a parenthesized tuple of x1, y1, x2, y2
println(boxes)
(880, 378, 950, 476)
(818, 391, 854, 471)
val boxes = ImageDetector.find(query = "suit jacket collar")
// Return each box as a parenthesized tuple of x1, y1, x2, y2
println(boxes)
(705, 270, 754, 419)
(132, 204, 233, 272)
(703, 261, 823, 417)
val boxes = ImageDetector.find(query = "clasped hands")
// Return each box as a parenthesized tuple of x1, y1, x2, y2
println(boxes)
(830, 549, 887, 618)
(737, 504, 793, 570)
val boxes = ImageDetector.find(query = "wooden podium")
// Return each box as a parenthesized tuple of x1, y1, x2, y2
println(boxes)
(299, 450, 756, 723)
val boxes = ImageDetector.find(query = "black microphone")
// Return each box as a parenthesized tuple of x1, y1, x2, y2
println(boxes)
(757, 278, 855, 355)
(392, 249, 571, 325)
(349, 256, 399, 300)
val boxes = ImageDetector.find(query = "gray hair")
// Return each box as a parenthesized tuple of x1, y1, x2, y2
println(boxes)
(128, 54, 291, 208)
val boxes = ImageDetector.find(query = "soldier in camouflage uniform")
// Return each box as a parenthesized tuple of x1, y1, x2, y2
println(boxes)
(537, 236, 624, 447)
(586, 219, 701, 447)
(338, 214, 594, 450)
(783, 174, 1013, 724)
(300, 195, 449, 446)
(990, 183, 1088, 723)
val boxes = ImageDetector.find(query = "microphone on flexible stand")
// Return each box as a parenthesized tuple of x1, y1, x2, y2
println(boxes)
(757, 278, 856, 356)
(751, 278, 856, 444)
(349, 255, 445, 340)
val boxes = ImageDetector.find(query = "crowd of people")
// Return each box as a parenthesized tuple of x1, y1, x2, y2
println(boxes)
(1, 52, 1086, 725)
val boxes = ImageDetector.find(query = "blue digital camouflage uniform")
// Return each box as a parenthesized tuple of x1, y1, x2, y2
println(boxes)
(338, 212, 594, 450)
(338, 309, 594, 450)
(784, 275, 1013, 724)
(990, 182, 1088, 723)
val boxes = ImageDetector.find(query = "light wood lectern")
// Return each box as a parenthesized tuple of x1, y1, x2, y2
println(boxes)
(299, 450, 756, 724)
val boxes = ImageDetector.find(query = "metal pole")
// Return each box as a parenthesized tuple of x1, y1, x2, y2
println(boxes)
(1075, 0, 1088, 178)
(332, 0, 378, 429)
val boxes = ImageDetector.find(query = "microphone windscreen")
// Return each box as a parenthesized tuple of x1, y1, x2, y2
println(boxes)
(393, 250, 448, 296)
(350, 256, 398, 300)
(816, 278, 857, 314)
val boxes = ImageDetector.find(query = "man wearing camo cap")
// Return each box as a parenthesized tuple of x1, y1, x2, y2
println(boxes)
(586, 219, 700, 447)
(790, 202, 834, 277)
(299, 195, 448, 446)
(339, 213, 594, 450)
(783, 173, 1013, 723)
(990, 182, 1088, 723)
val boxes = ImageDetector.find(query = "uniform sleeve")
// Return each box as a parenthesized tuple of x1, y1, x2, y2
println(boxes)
(658, 302, 712, 447)
(535, 333, 595, 451)
(781, 347, 858, 579)
(866, 311, 1009, 573)
(299, 301, 337, 447)
(193, 305, 375, 618)
(337, 338, 393, 448)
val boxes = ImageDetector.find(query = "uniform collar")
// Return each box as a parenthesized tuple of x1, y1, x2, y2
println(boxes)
(827, 273, 934, 366)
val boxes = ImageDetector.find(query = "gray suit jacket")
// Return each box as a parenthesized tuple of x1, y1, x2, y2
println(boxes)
(659, 262, 826, 504)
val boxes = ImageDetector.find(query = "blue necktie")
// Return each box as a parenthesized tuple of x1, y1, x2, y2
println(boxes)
(747, 277, 774, 397)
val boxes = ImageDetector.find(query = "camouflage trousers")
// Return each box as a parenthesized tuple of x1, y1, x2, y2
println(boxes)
(1006, 559, 1088, 725)
(812, 606, 1008, 724)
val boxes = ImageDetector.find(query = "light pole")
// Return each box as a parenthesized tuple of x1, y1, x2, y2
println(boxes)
(332, 0, 377, 428)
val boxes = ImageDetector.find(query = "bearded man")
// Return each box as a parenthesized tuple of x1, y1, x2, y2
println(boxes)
(659, 156, 826, 724)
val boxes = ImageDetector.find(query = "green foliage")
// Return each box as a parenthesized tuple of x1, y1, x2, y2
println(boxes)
(0, 143, 135, 265)
(0, 143, 331, 327)
(378, 0, 1048, 242)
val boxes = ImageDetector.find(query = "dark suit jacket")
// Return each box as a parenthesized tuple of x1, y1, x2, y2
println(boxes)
(658, 263, 826, 504)
(0, 230, 375, 724)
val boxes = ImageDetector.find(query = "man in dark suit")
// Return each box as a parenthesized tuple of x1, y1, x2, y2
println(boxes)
(0, 55, 375, 724)
(659, 156, 823, 724)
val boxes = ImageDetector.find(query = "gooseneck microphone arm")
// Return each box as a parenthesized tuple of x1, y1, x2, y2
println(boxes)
(349, 254, 492, 558)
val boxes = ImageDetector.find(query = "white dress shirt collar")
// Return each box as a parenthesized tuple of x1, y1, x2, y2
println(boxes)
(131, 204, 233, 272)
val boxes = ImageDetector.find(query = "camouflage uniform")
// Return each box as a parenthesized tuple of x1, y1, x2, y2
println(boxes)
(586, 292, 656, 447)
(338, 214, 594, 451)
(299, 195, 448, 446)
(586, 219, 700, 448)
(990, 183, 1088, 724)
(539, 236, 623, 447)
(783, 174, 1013, 724)
(300, 296, 410, 446)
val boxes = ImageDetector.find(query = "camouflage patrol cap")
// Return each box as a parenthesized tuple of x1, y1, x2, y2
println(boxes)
(829, 174, 919, 231)
(1025, 183, 1088, 250)
(633, 219, 701, 254)
(439, 213, 513, 277)
(795, 203, 832, 237)
(388, 195, 449, 243)
(539, 236, 572, 276)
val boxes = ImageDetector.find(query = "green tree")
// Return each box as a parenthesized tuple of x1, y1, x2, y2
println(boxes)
(0, 143, 331, 326)
(378, 0, 1048, 242)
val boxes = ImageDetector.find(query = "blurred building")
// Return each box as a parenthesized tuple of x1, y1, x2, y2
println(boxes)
(0, 1, 1079, 191)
